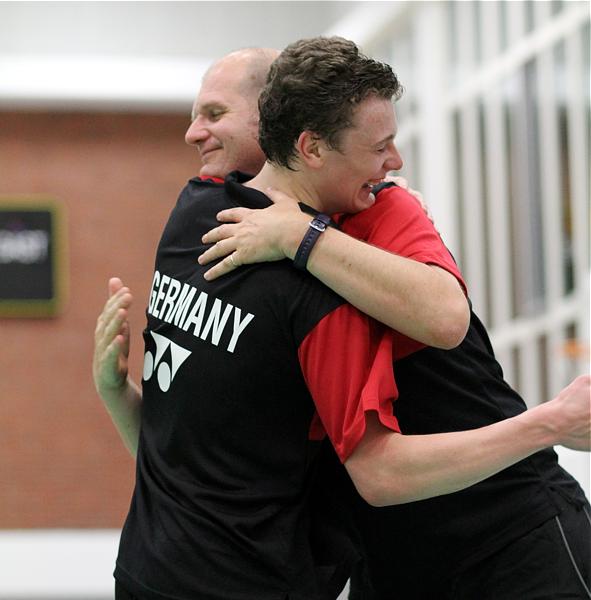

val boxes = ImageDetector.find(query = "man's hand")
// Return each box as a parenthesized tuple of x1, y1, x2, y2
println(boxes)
(198, 180, 433, 281)
(542, 375, 591, 451)
(198, 187, 308, 281)
(93, 277, 133, 395)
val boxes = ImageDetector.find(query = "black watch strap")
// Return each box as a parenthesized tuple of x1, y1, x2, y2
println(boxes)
(293, 213, 331, 271)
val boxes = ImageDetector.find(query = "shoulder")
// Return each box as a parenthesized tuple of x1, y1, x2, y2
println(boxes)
(373, 184, 428, 218)
(176, 177, 227, 205)
(340, 184, 432, 241)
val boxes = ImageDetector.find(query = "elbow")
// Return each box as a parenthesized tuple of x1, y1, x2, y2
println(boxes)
(352, 475, 387, 507)
(348, 463, 410, 507)
(357, 484, 393, 508)
(354, 477, 410, 508)
(345, 419, 426, 507)
(429, 298, 470, 350)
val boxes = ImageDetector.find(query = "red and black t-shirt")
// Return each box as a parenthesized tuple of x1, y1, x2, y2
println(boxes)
(114, 172, 399, 600)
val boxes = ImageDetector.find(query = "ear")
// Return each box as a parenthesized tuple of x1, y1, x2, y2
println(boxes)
(295, 131, 327, 169)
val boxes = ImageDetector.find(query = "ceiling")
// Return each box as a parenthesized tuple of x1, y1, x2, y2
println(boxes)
(0, 1, 364, 58)
(0, 1, 402, 110)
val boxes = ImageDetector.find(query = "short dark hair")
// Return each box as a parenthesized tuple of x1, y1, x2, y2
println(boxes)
(258, 37, 403, 169)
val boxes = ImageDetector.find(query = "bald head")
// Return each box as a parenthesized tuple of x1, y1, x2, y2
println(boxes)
(186, 47, 279, 178)
(205, 47, 280, 100)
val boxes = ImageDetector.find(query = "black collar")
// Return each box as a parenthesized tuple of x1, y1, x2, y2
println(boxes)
(224, 171, 271, 210)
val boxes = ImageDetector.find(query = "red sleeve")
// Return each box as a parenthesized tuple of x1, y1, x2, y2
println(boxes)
(340, 186, 466, 295)
(339, 186, 468, 360)
(298, 304, 400, 463)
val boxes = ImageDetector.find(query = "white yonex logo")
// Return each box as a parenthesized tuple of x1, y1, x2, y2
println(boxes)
(143, 331, 191, 392)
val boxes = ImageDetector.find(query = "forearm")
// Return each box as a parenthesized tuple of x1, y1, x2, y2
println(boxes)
(98, 378, 142, 458)
(284, 224, 469, 348)
(201, 195, 468, 347)
(347, 406, 556, 507)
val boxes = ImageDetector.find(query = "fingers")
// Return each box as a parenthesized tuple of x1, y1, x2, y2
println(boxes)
(553, 375, 591, 451)
(104, 308, 131, 356)
(100, 286, 132, 325)
(108, 277, 124, 297)
(215, 207, 251, 224)
(94, 329, 129, 390)
(95, 306, 130, 366)
(201, 223, 237, 245)
(95, 286, 133, 348)
(102, 334, 125, 374)
(198, 235, 237, 266)
(203, 253, 239, 282)
(93, 300, 131, 384)
(94, 280, 133, 391)
(120, 320, 131, 355)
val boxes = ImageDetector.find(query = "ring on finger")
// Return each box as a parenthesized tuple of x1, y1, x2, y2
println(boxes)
(229, 253, 237, 268)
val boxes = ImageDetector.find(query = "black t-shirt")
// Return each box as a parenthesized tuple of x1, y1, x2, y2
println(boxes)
(325, 309, 588, 597)
(114, 173, 399, 600)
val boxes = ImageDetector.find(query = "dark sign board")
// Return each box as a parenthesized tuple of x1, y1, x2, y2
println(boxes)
(0, 198, 66, 317)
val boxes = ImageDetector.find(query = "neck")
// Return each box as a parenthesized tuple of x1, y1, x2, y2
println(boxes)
(245, 162, 323, 211)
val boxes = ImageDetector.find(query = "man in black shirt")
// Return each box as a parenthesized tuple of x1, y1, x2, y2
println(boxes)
(94, 40, 591, 599)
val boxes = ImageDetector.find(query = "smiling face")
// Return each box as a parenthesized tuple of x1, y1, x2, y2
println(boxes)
(312, 95, 403, 215)
(185, 56, 267, 179)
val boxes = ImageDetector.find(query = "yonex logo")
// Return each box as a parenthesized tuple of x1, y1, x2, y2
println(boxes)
(143, 331, 191, 392)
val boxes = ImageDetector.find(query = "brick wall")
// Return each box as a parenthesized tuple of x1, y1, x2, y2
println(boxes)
(0, 111, 200, 527)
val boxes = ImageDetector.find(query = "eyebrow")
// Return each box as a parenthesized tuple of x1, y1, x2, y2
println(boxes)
(373, 134, 395, 148)
(190, 102, 226, 122)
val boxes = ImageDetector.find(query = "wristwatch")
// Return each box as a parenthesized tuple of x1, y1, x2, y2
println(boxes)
(293, 213, 331, 271)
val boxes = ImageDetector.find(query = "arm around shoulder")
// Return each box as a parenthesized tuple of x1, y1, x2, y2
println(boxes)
(199, 188, 469, 348)
(306, 228, 469, 349)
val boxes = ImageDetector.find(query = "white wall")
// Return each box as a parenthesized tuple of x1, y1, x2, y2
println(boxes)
(0, 0, 368, 110)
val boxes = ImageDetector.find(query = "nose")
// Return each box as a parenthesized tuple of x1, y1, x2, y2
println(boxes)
(385, 142, 403, 172)
(185, 116, 209, 147)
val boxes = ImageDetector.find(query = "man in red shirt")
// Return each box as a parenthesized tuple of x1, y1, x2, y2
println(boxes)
(195, 40, 591, 599)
